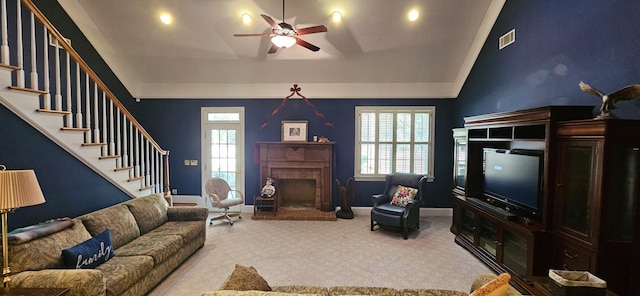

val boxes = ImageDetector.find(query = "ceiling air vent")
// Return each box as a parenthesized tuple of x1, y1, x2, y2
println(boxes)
(499, 29, 515, 50)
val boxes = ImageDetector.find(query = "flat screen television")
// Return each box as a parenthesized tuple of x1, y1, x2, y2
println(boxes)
(483, 148, 543, 217)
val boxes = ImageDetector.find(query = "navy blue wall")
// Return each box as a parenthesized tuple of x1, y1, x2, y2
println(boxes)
(455, 0, 640, 123)
(136, 98, 455, 208)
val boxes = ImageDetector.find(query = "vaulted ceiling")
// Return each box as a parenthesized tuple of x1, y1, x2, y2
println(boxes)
(58, 0, 505, 99)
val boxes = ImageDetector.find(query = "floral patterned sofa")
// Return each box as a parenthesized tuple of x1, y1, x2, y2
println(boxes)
(203, 265, 523, 296)
(6, 193, 208, 296)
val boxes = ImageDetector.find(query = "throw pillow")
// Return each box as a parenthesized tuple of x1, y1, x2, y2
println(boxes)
(61, 229, 115, 269)
(219, 264, 272, 291)
(470, 273, 511, 296)
(390, 185, 418, 207)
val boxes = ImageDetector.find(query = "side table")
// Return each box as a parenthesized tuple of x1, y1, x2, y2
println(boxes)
(254, 195, 277, 216)
(0, 288, 70, 296)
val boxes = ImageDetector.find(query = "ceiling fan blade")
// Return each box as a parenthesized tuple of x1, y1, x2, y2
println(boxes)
(295, 38, 320, 52)
(267, 44, 279, 54)
(261, 14, 281, 29)
(295, 25, 328, 35)
(233, 33, 272, 37)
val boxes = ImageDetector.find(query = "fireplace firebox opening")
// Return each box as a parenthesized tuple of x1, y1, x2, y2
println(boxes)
(279, 179, 316, 208)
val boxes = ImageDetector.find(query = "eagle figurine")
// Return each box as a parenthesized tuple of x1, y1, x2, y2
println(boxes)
(579, 81, 640, 119)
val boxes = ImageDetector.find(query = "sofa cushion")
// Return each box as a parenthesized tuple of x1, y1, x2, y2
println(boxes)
(95, 255, 154, 296)
(168, 206, 210, 221)
(145, 221, 203, 243)
(79, 204, 141, 249)
(9, 219, 91, 273)
(125, 193, 169, 234)
(115, 234, 182, 264)
(400, 288, 469, 296)
(272, 286, 329, 296)
(205, 291, 319, 296)
(62, 229, 115, 269)
(219, 264, 272, 291)
(328, 286, 400, 296)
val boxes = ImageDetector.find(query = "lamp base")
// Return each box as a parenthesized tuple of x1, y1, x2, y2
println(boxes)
(2, 210, 12, 287)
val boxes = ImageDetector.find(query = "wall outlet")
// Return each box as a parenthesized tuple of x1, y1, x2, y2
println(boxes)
(171, 189, 177, 194)
(184, 160, 190, 166)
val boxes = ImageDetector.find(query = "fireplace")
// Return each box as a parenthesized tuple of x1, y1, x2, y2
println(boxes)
(258, 142, 334, 211)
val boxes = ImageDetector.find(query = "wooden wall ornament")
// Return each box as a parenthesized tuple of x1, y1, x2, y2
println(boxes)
(260, 84, 335, 129)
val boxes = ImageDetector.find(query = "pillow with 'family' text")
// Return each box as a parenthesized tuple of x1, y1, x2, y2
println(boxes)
(62, 228, 114, 269)
(390, 185, 418, 207)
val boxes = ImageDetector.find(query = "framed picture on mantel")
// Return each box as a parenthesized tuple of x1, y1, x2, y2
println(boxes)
(281, 120, 308, 142)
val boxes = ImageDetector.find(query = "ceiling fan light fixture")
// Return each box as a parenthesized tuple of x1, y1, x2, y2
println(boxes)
(271, 35, 296, 48)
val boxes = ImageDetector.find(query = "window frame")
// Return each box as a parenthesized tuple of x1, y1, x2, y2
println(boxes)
(354, 106, 436, 182)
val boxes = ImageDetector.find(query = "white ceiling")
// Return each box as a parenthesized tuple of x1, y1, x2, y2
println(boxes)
(57, 0, 505, 99)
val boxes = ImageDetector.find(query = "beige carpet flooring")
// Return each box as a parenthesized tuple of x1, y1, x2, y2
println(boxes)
(146, 213, 494, 296)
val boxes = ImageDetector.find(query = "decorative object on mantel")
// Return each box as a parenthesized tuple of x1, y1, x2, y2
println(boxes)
(261, 177, 276, 198)
(260, 84, 335, 129)
(579, 80, 640, 119)
(317, 136, 330, 143)
(0, 165, 46, 286)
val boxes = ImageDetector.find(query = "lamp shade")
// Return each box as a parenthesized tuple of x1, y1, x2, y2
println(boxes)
(271, 35, 296, 48)
(0, 169, 45, 210)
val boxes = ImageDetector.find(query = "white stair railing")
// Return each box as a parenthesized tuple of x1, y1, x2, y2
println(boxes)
(0, 0, 170, 197)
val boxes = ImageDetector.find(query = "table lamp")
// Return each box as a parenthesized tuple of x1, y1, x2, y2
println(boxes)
(0, 165, 45, 287)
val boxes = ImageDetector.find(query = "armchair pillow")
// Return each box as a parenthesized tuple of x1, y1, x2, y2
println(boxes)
(389, 185, 418, 207)
(61, 229, 114, 269)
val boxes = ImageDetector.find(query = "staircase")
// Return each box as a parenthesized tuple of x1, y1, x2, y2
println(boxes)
(0, 0, 169, 198)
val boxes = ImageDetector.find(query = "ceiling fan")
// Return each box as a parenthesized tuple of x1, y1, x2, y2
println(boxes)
(233, 0, 328, 54)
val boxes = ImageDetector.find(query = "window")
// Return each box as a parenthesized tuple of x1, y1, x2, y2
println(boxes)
(355, 106, 435, 181)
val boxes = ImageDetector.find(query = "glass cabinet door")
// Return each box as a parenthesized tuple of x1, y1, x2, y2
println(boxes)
(460, 207, 476, 242)
(452, 128, 467, 191)
(502, 229, 527, 276)
(478, 218, 497, 257)
(455, 141, 467, 188)
(556, 140, 598, 241)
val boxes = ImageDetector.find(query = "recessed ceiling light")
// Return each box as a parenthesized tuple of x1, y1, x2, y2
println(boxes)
(160, 13, 172, 25)
(331, 11, 342, 23)
(408, 9, 419, 22)
(241, 13, 252, 25)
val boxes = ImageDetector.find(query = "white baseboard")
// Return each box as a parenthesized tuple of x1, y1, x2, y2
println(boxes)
(238, 205, 453, 217)
(351, 207, 452, 217)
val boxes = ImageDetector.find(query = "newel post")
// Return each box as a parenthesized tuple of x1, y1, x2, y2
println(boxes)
(163, 151, 170, 197)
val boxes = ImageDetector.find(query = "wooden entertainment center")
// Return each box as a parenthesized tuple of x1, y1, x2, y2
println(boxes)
(451, 106, 640, 295)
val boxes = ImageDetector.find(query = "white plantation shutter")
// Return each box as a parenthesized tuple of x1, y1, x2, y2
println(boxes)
(355, 106, 435, 180)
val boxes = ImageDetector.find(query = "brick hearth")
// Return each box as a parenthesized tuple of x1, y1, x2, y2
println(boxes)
(252, 206, 337, 221)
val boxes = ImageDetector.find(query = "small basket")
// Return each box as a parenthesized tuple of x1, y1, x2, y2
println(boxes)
(548, 270, 606, 296)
